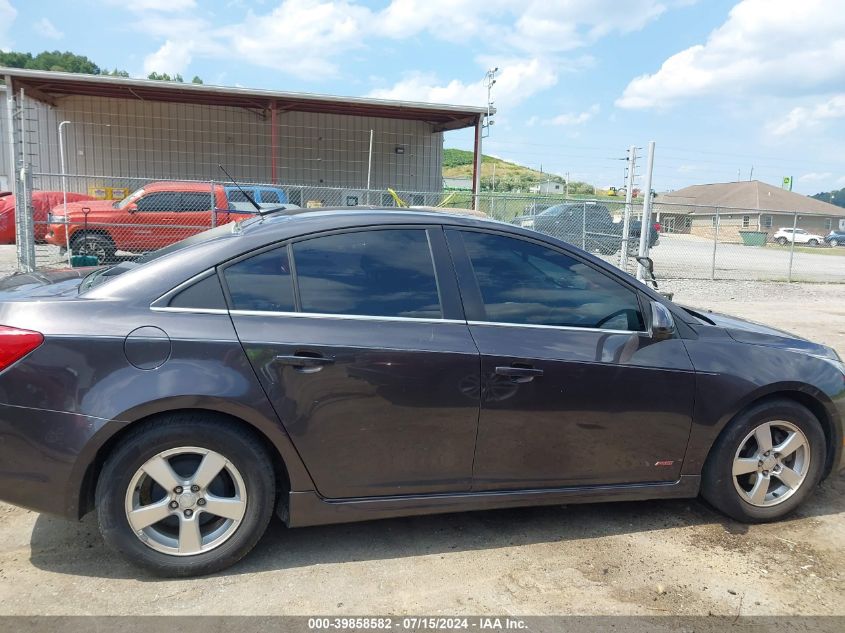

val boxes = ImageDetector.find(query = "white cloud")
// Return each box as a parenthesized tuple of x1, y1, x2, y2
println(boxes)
(128, 0, 675, 83)
(368, 58, 558, 108)
(143, 40, 196, 76)
(617, 0, 845, 109)
(798, 171, 833, 182)
(106, 0, 196, 11)
(549, 104, 599, 126)
(769, 95, 845, 136)
(224, 0, 371, 79)
(35, 17, 64, 40)
(0, 0, 16, 51)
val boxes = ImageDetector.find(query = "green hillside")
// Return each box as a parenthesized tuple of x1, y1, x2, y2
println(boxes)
(443, 148, 594, 194)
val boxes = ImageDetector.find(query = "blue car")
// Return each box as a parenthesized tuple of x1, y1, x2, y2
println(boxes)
(825, 230, 845, 247)
(224, 186, 288, 211)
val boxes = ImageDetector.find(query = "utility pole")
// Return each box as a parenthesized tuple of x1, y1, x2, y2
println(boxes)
(636, 141, 657, 281)
(482, 68, 498, 139)
(619, 145, 637, 268)
(565, 171, 570, 198)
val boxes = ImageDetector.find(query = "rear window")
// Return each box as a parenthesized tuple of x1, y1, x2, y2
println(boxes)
(223, 246, 295, 312)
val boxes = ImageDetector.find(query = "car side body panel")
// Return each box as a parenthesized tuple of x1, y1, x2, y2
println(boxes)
(0, 210, 842, 527)
(680, 325, 845, 477)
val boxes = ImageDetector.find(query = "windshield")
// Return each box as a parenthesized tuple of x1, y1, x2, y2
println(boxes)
(115, 187, 145, 209)
(79, 221, 241, 293)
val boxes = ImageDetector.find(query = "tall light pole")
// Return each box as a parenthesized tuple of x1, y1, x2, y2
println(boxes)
(482, 68, 498, 138)
(636, 141, 657, 281)
(58, 120, 72, 264)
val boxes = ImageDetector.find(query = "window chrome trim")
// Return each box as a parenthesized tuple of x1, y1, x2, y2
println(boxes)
(150, 268, 218, 310)
(229, 309, 464, 325)
(466, 320, 642, 335)
(150, 306, 230, 315)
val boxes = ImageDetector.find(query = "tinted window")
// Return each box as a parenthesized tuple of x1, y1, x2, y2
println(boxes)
(293, 230, 441, 319)
(460, 231, 644, 331)
(228, 190, 250, 203)
(168, 274, 226, 310)
(224, 246, 295, 312)
(261, 190, 280, 204)
(181, 192, 212, 211)
(136, 192, 181, 212)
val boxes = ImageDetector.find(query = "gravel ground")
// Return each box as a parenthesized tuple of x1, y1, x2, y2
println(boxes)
(0, 278, 843, 618)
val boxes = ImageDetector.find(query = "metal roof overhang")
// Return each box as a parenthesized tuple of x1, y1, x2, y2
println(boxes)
(1, 68, 487, 132)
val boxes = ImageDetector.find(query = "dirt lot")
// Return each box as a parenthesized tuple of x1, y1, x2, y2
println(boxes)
(0, 280, 843, 617)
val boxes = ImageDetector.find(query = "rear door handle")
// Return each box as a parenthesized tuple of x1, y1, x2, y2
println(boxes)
(494, 365, 544, 383)
(274, 354, 335, 373)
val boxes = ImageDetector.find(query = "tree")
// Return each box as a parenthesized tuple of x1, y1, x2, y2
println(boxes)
(191, 75, 203, 84)
(0, 50, 101, 74)
(102, 68, 130, 78)
(147, 71, 184, 82)
(812, 187, 845, 208)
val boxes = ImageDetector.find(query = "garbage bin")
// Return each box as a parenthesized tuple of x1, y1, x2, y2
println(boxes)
(738, 230, 768, 246)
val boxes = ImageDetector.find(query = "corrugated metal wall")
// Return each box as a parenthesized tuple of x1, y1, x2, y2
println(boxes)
(1, 88, 444, 194)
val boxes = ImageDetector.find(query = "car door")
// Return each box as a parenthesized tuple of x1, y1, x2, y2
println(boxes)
(174, 192, 218, 241)
(222, 226, 481, 499)
(130, 191, 182, 250)
(445, 228, 695, 491)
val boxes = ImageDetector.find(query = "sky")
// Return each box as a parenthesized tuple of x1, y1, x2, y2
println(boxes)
(2, 0, 844, 195)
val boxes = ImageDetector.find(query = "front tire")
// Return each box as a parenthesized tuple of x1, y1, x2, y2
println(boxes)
(830, 239, 839, 247)
(96, 413, 276, 577)
(808, 239, 819, 247)
(776, 237, 788, 246)
(71, 232, 117, 264)
(701, 399, 825, 523)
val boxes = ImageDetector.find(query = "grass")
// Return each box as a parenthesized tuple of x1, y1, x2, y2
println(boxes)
(765, 244, 845, 256)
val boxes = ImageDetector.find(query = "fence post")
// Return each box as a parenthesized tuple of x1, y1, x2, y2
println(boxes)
(366, 129, 373, 205)
(710, 208, 720, 280)
(210, 179, 217, 228)
(581, 201, 586, 250)
(788, 211, 798, 282)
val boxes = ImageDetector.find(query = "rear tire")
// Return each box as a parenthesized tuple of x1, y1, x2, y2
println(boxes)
(808, 239, 819, 247)
(830, 239, 839, 247)
(777, 237, 788, 246)
(96, 413, 276, 577)
(701, 399, 825, 523)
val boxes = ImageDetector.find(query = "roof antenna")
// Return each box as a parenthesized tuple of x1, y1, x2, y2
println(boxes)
(217, 164, 261, 212)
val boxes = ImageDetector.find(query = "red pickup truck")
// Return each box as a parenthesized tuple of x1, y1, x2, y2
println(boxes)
(45, 181, 255, 262)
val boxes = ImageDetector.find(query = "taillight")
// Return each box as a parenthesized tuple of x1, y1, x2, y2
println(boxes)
(653, 222, 661, 232)
(0, 326, 44, 371)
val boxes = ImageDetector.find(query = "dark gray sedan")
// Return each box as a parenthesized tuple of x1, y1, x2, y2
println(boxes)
(0, 209, 842, 577)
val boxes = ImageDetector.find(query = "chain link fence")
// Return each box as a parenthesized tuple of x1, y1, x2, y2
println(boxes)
(2, 83, 842, 282)
(9, 177, 843, 284)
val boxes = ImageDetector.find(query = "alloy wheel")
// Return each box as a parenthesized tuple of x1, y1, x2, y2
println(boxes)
(77, 238, 108, 262)
(732, 421, 810, 507)
(124, 446, 247, 556)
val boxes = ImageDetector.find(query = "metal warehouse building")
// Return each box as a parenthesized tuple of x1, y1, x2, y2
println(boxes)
(1, 68, 488, 207)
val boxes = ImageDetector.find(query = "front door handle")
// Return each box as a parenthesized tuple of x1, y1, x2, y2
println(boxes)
(274, 354, 335, 373)
(494, 365, 544, 383)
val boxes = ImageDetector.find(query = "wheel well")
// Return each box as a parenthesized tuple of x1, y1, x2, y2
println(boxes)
(77, 408, 291, 518)
(720, 391, 838, 478)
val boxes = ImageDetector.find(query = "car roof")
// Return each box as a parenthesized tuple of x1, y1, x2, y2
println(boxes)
(141, 181, 217, 193)
(236, 207, 502, 237)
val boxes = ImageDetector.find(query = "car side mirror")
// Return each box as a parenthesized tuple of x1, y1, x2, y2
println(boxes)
(635, 255, 658, 289)
(650, 301, 676, 341)
(126, 203, 138, 214)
